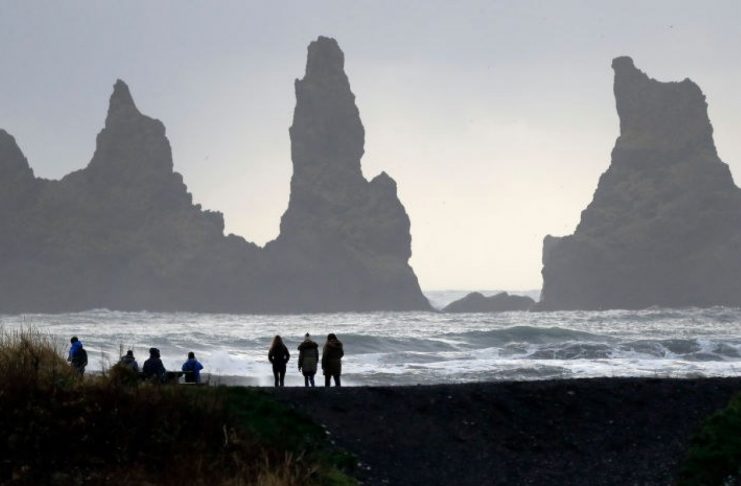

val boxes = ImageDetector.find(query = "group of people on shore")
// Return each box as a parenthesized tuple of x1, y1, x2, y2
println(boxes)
(268, 333, 344, 387)
(67, 332, 345, 387)
(66, 336, 204, 383)
(116, 348, 205, 383)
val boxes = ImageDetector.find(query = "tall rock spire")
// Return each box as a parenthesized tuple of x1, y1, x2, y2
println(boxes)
(288, 36, 365, 193)
(105, 79, 141, 128)
(85, 79, 178, 191)
(267, 36, 429, 311)
(539, 57, 741, 310)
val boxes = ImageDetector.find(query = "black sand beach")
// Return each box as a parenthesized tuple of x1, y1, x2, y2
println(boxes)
(272, 377, 741, 485)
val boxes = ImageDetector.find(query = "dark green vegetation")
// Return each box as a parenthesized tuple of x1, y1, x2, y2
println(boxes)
(680, 393, 741, 485)
(0, 330, 355, 485)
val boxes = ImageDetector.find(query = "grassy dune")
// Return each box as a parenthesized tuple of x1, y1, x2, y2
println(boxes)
(0, 330, 355, 485)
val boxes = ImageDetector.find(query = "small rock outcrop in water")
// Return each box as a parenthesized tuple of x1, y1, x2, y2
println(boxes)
(0, 36, 429, 313)
(443, 292, 535, 313)
(539, 56, 741, 310)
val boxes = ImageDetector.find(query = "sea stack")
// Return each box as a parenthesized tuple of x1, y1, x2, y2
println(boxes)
(264, 36, 429, 311)
(0, 36, 429, 313)
(539, 57, 741, 310)
(0, 79, 260, 312)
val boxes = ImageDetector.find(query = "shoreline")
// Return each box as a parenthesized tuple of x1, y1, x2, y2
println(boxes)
(200, 372, 741, 388)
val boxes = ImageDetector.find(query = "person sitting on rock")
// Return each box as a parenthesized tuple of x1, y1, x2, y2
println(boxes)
(268, 335, 290, 387)
(118, 350, 139, 372)
(181, 351, 204, 383)
(321, 333, 344, 387)
(142, 347, 166, 383)
(298, 333, 319, 387)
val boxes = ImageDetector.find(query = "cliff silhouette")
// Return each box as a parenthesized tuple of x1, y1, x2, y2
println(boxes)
(0, 36, 429, 313)
(539, 57, 741, 310)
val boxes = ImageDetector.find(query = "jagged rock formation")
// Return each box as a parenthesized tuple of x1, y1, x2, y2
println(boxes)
(263, 36, 429, 311)
(0, 83, 260, 312)
(0, 36, 429, 313)
(539, 57, 741, 310)
(443, 292, 534, 313)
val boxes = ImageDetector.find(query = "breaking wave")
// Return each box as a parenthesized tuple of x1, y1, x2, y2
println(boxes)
(1, 306, 740, 385)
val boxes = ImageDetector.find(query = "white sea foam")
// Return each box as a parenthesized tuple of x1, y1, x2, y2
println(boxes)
(1, 307, 739, 385)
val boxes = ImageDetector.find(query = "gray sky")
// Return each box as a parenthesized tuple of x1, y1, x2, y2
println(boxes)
(2, 1, 740, 290)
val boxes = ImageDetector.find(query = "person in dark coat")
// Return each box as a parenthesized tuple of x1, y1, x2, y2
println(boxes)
(67, 336, 88, 376)
(268, 335, 290, 387)
(142, 347, 166, 383)
(297, 333, 319, 387)
(321, 333, 344, 387)
(118, 350, 139, 372)
(181, 351, 204, 383)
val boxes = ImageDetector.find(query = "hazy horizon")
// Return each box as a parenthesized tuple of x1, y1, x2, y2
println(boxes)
(2, 1, 741, 291)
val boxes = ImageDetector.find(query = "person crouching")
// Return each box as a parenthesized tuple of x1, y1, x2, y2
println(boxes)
(142, 347, 166, 383)
(181, 351, 204, 383)
(118, 350, 139, 372)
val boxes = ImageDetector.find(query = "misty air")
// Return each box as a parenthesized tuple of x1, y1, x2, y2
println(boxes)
(0, 2, 739, 485)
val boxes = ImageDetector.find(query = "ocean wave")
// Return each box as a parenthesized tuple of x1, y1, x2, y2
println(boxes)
(2, 308, 740, 384)
(340, 334, 458, 354)
(528, 343, 614, 360)
(445, 326, 605, 346)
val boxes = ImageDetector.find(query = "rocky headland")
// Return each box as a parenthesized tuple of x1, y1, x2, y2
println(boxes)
(442, 291, 535, 313)
(539, 57, 741, 310)
(0, 37, 429, 313)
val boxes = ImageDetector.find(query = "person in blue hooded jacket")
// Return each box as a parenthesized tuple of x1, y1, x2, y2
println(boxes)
(68, 336, 82, 361)
(67, 336, 87, 375)
(181, 351, 204, 383)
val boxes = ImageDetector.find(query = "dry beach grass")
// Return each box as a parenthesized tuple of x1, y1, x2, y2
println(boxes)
(0, 329, 355, 485)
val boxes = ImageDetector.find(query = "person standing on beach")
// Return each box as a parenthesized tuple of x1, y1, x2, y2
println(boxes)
(297, 333, 319, 387)
(67, 336, 88, 376)
(321, 333, 344, 387)
(181, 351, 204, 383)
(268, 335, 290, 387)
(142, 347, 166, 383)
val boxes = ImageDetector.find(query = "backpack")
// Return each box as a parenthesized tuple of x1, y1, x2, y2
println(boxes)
(73, 348, 88, 368)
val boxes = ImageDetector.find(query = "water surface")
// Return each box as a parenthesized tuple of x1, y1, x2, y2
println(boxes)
(2, 306, 740, 386)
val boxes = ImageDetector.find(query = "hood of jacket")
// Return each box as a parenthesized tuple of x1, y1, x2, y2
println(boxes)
(298, 340, 318, 350)
(325, 340, 343, 350)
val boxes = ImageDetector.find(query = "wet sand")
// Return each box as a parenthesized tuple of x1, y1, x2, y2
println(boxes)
(270, 377, 741, 485)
